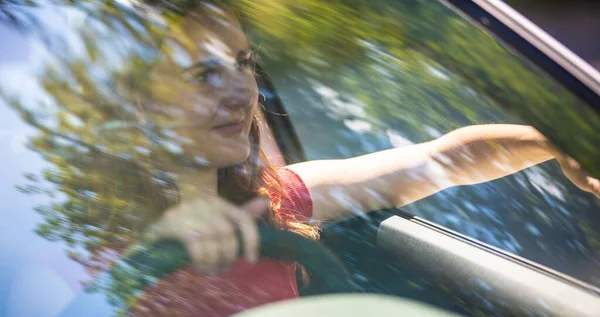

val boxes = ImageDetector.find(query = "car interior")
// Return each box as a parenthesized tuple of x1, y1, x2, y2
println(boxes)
(249, 0, 600, 316)
(254, 59, 600, 317)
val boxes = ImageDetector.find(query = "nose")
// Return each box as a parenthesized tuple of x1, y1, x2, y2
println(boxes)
(217, 67, 256, 110)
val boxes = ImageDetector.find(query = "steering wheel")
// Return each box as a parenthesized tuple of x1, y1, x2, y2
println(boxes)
(58, 226, 355, 317)
(60, 226, 463, 317)
(124, 226, 355, 294)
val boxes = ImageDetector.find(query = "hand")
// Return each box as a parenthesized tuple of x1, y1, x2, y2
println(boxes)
(148, 195, 270, 274)
(558, 156, 600, 199)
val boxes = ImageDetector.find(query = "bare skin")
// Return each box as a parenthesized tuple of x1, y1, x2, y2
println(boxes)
(148, 8, 600, 275)
(291, 124, 600, 223)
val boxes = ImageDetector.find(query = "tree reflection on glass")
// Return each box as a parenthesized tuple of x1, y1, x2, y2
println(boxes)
(1, 0, 599, 315)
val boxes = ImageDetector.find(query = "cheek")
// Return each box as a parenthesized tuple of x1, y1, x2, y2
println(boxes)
(189, 93, 219, 118)
(248, 73, 259, 96)
(246, 78, 260, 111)
(163, 84, 220, 125)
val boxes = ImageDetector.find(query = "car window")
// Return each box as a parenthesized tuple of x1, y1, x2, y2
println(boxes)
(1, 1, 599, 316)
(246, 0, 600, 288)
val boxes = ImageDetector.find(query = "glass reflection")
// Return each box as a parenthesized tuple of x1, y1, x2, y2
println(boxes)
(0, 0, 599, 317)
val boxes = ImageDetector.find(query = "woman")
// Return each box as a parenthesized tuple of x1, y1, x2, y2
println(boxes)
(128, 2, 600, 316)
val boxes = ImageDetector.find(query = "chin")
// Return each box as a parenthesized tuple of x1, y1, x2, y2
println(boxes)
(210, 143, 252, 168)
(186, 134, 254, 168)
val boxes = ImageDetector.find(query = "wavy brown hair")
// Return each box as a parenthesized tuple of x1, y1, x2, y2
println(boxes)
(218, 113, 319, 240)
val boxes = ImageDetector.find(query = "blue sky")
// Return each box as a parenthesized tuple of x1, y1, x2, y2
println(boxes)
(0, 5, 91, 316)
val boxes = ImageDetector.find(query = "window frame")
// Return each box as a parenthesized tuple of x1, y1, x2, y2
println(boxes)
(443, 0, 600, 177)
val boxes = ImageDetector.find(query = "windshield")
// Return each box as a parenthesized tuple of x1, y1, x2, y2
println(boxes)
(0, 1, 599, 317)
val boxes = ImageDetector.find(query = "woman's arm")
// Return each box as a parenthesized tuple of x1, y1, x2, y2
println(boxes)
(289, 124, 599, 223)
(425, 124, 556, 186)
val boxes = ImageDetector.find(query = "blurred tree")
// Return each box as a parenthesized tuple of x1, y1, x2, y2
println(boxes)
(5, 54, 182, 270)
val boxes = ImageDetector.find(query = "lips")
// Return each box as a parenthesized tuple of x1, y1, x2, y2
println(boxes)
(210, 120, 245, 136)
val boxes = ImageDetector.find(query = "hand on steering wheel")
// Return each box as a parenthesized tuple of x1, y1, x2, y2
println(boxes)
(73, 221, 352, 317)
(145, 195, 270, 274)
(79, 196, 355, 317)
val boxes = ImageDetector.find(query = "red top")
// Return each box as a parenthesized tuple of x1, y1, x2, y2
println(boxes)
(129, 168, 313, 317)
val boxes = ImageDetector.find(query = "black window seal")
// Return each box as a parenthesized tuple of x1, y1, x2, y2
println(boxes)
(254, 63, 308, 165)
(444, 0, 600, 112)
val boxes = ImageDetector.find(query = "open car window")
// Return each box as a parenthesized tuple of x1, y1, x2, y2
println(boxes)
(247, 0, 600, 287)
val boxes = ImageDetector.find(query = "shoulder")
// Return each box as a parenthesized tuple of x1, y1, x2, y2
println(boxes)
(276, 167, 313, 222)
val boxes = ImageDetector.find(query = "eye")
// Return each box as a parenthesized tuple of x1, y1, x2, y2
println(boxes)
(190, 67, 220, 84)
(184, 67, 221, 84)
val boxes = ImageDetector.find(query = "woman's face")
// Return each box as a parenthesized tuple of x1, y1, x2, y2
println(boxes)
(152, 7, 259, 168)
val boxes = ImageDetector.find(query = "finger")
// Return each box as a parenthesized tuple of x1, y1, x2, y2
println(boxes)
(187, 239, 209, 273)
(211, 217, 238, 268)
(239, 197, 271, 262)
(225, 208, 260, 264)
(202, 239, 220, 275)
(222, 197, 269, 263)
(588, 177, 600, 199)
(188, 238, 221, 274)
(213, 216, 236, 239)
(219, 234, 239, 271)
(186, 222, 221, 272)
